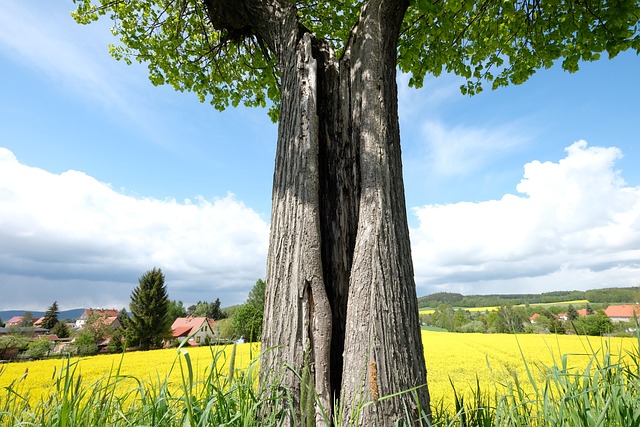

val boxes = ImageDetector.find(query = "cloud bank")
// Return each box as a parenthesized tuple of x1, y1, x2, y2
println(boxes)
(0, 147, 269, 310)
(411, 141, 640, 295)
(1, 141, 639, 311)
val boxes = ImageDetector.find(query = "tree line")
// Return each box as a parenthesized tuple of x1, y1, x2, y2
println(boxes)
(418, 287, 640, 309)
(421, 302, 620, 336)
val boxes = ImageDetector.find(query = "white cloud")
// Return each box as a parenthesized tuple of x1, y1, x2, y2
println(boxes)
(0, 147, 269, 310)
(410, 141, 640, 295)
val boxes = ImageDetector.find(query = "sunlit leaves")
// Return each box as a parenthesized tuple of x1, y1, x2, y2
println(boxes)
(399, 0, 640, 95)
(72, 0, 279, 119)
(72, 0, 640, 113)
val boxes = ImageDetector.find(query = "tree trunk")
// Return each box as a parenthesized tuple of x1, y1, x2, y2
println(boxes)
(261, 0, 430, 425)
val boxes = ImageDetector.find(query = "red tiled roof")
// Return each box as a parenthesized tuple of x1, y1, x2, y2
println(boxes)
(172, 326, 194, 337)
(170, 317, 216, 338)
(604, 304, 640, 318)
(5, 316, 24, 326)
(84, 309, 119, 318)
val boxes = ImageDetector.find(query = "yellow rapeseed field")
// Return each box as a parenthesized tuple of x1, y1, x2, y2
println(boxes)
(0, 343, 260, 403)
(1, 332, 637, 412)
(422, 330, 638, 410)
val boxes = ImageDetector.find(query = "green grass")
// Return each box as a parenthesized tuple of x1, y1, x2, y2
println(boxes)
(3, 330, 640, 426)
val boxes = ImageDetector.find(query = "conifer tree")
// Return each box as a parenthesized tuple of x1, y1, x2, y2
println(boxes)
(128, 267, 171, 350)
(42, 301, 59, 330)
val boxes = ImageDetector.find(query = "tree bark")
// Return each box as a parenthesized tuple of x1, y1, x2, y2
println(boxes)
(226, 0, 433, 424)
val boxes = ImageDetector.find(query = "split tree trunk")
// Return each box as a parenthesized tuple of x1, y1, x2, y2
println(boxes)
(261, 0, 430, 425)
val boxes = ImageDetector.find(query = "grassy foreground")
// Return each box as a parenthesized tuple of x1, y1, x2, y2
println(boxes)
(1, 331, 640, 425)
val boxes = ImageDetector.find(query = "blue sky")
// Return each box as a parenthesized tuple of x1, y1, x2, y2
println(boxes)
(1, 1, 639, 311)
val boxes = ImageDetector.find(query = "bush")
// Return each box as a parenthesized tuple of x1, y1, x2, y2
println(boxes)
(73, 331, 99, 356)
(457, 320, 486, 333)
(24, 337, 53, 359)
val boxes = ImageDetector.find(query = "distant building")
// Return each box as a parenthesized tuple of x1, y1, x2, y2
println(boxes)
(169, 317, 218, 346)
(557, 308, 588, 321)
(75, 308, 120, 329)
(33, 316, 46, 328)
(604, 304, 640, 323)
(4, 316, 24, 327)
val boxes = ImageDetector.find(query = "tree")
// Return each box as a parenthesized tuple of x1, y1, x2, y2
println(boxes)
(571, 312, 614, 336)
(167, 300, 187, 323)
(84, 312, 116, 342)
(495, 306, 527, 333)
(24, 337, 53, 359)
(73, 1, 640, 424)
(117, 307, 130, 330)
(567, 304, 579, 321)
(42, 301, 60, 330)
(230, 279, 268, 341)
(128, 267, 171, 350)
(0, 334, 30, 359)
(246, 279, 266, 312)
(73, 330, 99, 356)
(51, 321, 71, 339)
(186, 299, 226, 319)
(232, 304, 263, 342)
(18, 311, 34, 328)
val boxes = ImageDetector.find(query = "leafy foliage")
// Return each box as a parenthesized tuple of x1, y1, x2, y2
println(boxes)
(570, 312, 614, 336)
(24, 337, 53, 359)
(128, 267, 171, 350)
(73, 331, 99, 356)
(72, 0, 640, 118)
(231, 304, 263, 342)
(187, 299, 226, 320)
(167, 299, 187, 323)
(17, 311, 33, 328)
(400, 0, 640, 95)
(245, 279, 266, 313)
(73, 0, 280, 119)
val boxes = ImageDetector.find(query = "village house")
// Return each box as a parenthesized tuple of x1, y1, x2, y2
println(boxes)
(169, 317, 218, 346)
(4, 315, 25, 327)
(556, 308, 589, 321)
(604, 304, 640, 322)
(75, 308, 120, 329)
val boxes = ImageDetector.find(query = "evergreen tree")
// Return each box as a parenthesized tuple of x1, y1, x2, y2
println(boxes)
(567, 304, 579, 321)
(51, 321, 71, 338)
(42, 301, 60, 330)
(116, 307, 129, 330)
(128, 267, 171, 350)
(586, 303, 595, 315)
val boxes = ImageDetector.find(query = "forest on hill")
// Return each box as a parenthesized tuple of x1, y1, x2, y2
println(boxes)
(417, 286, 640, 309)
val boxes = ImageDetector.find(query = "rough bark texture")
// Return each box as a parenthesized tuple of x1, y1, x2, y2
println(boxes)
(209, 0, 431, 424)
(338, 1, 430, 424)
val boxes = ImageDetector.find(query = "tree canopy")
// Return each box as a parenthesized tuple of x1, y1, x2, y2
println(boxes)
(73, 0, 640, 118)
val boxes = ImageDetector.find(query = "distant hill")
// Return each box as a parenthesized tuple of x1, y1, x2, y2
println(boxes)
(417, 286, 640, 309)
(0, 308, 85, 323)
